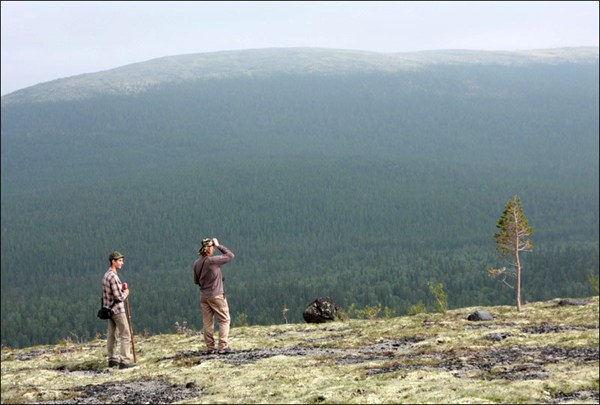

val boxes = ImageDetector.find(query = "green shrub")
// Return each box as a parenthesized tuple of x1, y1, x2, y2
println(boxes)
(407, 300, 428, 316)
(427, 281, 448, 313)
(588, 273, 599, 295)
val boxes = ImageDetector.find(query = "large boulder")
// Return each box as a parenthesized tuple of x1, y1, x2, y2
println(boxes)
(303, 296, 341, 323)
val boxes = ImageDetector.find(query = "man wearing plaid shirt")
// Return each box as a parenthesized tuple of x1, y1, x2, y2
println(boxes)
(102, 251, 135, 369)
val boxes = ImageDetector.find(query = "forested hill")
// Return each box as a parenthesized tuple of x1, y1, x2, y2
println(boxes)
(1, 47, 598, 348)
(2, 47, 597, 105)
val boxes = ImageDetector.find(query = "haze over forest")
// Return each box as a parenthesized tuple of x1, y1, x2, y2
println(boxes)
(1, 47, 598, 348)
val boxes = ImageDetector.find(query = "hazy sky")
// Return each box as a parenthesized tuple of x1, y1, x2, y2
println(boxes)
(1, 1, 598, 95)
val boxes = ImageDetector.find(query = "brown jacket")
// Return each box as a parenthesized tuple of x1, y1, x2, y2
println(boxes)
(193, 245, 234, 297)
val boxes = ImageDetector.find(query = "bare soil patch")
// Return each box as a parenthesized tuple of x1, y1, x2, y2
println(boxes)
(36, 379, 202, 404)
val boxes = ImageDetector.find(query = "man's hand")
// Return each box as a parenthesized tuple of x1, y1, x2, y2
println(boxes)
(213, 238, 220, 247)
(122, 282, 128, 291)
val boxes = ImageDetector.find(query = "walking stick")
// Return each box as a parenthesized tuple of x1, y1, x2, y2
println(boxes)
(125, 297, 137, 363)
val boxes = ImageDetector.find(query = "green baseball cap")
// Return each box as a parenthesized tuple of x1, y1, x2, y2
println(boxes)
(109, 251, 125, 261)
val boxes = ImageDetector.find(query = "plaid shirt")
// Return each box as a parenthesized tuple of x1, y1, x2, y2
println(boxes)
(102, 269, 128, 315)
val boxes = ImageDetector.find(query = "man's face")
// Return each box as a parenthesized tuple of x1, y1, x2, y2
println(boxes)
(113, 258, 124, 270)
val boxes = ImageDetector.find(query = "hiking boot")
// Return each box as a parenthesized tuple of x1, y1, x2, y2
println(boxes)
(108, 360, 119, 368)
(118, 362, 137, 369)
(217, 348, 233, 355)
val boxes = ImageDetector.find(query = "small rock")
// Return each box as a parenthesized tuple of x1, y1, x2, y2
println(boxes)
(467, 310, 493, 321)
(484, 332, 511, 341)
(557, 299, 588, 306)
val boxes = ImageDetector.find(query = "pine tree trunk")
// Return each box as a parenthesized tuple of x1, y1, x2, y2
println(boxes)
(515, 244, 522, 312)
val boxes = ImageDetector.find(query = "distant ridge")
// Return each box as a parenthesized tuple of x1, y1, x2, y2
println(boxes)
(2, 47, 598, 104)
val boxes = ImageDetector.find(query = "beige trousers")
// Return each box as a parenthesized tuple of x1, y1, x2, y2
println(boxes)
(107, 312, 132, 364)
(200, 294, 230, 350)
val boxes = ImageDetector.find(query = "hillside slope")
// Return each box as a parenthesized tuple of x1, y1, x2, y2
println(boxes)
(1, 47, 598, 349)
(1, 296, 598, 404)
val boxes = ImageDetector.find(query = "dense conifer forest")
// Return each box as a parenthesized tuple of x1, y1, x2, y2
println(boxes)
(1, 48, 598, 348)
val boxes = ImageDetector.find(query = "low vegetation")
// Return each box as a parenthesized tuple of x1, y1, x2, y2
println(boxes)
(2, 296, 598, 404)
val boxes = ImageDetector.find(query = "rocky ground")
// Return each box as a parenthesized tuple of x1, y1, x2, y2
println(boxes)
(4, 297, 596, 404)
(26, 325, 598, 404)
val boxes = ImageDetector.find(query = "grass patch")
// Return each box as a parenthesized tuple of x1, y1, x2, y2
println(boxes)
(1, 296, 597, 404)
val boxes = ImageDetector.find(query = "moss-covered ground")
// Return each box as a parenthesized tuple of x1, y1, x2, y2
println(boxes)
(1, 297, 598, 404)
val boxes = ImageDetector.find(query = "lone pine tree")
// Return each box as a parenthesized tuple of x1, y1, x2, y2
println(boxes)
(488, 195, 534, 312)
